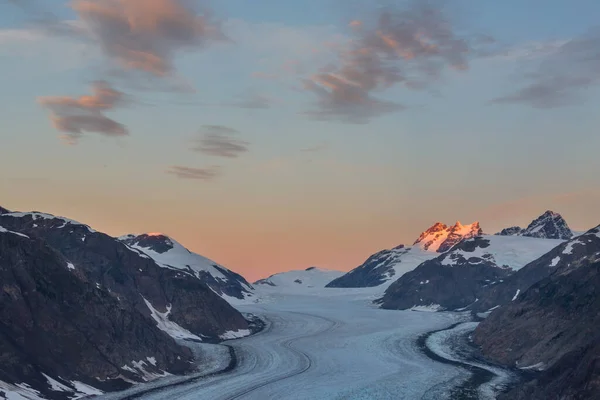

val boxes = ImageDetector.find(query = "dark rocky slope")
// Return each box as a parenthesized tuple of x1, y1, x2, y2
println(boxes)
(474, 227, 600, 399)
(0, 211, 249, 339)
(377, 237, 514, 310)
(0, 228, 193, 400)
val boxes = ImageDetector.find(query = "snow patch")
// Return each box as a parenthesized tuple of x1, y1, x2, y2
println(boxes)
(0, 226, 29, 238)
(70, 381, 103, 397)
(143, 298, 202, 341)
(67, 262, 75, 270)
(518, 362, 545, 371)
(410, 304, 442, 312)
(0, 382, 44, 400)
(41, 374, 70, 393)
(511, 289, 521, 301)
(219, 329, 252, 340)
(562, 240, 582, 255)
(550, 256, 561, 267)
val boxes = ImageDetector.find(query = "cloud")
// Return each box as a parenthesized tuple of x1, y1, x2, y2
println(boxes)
(191, 125, 249, 158)
(304, 0, 483, 123)
(38, 81, 128, 144)
(67, 0, 227, 77)
(166, 165, 221, 180)
(491, 30, 600, 108)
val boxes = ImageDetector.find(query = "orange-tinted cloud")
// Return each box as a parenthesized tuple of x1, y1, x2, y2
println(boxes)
(305, 1, 478, 123)
(71, 0, 226, 77)
(166, 165, 221, 180)
(38, 81, 127, 144)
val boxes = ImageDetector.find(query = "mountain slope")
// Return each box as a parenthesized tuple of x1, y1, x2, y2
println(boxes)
(118, 233, 253, 300)
(496, 210, 572, 240)
(0, 226, 193, 400)
(0, 211, 249, 341)
(471, 227, 600, 313)
(327, 221, 481, 288)
(378, 235, 564, 311)
(473, 226, 600, 399)
(326, 245, 436, 288)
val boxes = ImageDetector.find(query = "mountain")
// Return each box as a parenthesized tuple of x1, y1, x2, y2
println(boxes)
(327, 221, 481, 288)
(473, 225, 600, 399)
(413, 221, 482, 252)
(0, 224, 193, 400)
(471, 227, 600, 313)
(255, 267, 344, 290)
(0, 206, 9, 214)
(118, 233, 253, 301)
(377, 234, 563, 311)
(0, 211, 250, 341)
(496, 210, 573, 240)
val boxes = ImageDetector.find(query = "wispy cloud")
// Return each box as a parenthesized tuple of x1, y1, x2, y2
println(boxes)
(166, 165, 221, 181)
(491, 29, 600, 108)
(191, 125, 249, 158)
(303, 0, 485, 123)
(38, 81, 128, 144)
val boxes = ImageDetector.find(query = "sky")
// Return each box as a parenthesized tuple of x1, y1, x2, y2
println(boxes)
(1, 0, 600, 282)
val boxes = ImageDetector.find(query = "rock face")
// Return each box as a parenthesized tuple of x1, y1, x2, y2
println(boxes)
(473, 226, 600, 399)
(496, 210, 573, 240)
(0, 206, 9, 214)
(378, 237, 513, 310)
(0, 228, 193, 400)
(378, 235, 565, 311)
(413, 221, 482, 253)
(118, 233, 253, 300)
(0, 212, 249, 340)
(471, 227, 600, 313)
(498, 338, 600, 400)
(496, 226, 522, 236)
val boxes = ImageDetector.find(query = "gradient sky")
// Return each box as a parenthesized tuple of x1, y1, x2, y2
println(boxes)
(1, 0, 600, 282)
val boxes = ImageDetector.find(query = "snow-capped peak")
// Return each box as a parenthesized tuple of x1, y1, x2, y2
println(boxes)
(413, 221, 482, 253)
(496, 210, 572, 240)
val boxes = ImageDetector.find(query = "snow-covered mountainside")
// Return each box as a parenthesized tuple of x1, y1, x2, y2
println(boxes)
(496, 210, 572, 239)
(255, 267, 344, 290)
(118, 233, 253, 300)
(326, 245, 436, 288)
(378, 234, 565, 311)
(327, 221, 482, 288)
